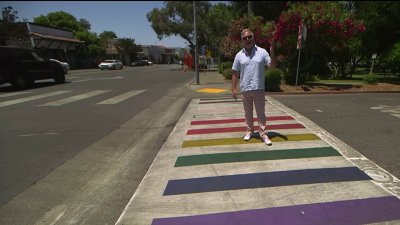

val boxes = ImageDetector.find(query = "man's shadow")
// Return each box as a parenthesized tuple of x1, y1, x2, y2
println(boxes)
(253, 131, 288, 140)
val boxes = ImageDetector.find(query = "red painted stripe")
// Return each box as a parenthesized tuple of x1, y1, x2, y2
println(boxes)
(187, 123, 305, 135)
(191, 116, 293, 125)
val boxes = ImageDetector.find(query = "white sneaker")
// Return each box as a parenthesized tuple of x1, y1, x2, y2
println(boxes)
(262, 134, 272, 145)
(243, 132, 252, 141)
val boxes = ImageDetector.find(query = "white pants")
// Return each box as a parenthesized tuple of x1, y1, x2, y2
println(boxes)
(241, 90, 267, 136)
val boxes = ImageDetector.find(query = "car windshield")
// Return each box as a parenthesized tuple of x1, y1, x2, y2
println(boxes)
(104, 60, 115, 63)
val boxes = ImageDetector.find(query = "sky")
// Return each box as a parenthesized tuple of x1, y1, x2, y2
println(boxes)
(0, 1, 196, 48)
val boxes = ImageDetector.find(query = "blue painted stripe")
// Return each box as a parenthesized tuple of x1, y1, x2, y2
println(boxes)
(163, 167, 371, 196)
(152, 196, 400, 225)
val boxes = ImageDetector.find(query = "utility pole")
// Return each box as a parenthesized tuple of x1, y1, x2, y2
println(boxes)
(248, 1, 254, 15)
(193, 1, 199, 84)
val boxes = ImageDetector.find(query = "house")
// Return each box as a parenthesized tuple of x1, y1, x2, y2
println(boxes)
(4, 22, 85, 69)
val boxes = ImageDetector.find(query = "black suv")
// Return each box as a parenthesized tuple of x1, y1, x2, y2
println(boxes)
(0, 46, 65, 90)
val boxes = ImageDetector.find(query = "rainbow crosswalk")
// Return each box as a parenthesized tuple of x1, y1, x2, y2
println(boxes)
(116, 97, 400, 225)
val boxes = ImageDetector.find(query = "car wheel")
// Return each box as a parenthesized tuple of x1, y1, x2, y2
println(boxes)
(112, 65, 115, 70)
(54, 69, 65, 84)
(120, 65, 123, 70)
(12, 74, 33, 90)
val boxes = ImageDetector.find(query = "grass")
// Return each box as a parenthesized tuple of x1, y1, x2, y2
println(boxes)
(310, 67, 399, 85)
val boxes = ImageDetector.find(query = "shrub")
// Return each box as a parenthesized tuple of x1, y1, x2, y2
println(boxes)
(219, 61, 233, 74)
(265, 69, 283, 91)
(222, 68, 233, 80)
(363, 73, 378, 85)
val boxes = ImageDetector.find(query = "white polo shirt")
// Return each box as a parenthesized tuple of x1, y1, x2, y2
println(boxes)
(232, 45, 271, 92)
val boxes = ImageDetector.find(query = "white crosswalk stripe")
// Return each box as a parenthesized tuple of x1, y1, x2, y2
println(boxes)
(0, 91, 71, 108)
(0, 89, 147, 107)
(40, 90, 110, 106)
(97, 89, 146, 104)
(0, 92, 30, 98)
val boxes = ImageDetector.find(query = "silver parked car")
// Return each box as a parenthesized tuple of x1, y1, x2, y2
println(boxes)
(50, 59, 70, 74)
(98, 59, 123, 70)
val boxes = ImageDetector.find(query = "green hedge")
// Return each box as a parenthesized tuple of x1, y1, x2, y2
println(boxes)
(222, 68, 233, 80)
(265, 69, 283, 91)
(219, 61, 233, 74)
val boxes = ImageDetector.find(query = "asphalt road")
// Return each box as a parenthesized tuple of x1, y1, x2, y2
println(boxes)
(0, 65, 199, 225)
(271, 93, 400, 179)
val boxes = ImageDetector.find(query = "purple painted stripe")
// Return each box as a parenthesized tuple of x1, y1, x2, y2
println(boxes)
(152, 196, 400, 225)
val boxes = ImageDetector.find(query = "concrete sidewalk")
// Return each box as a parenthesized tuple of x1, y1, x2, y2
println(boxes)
(115, 71, 400, 225)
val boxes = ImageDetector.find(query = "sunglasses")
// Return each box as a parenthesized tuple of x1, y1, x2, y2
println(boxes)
(242, 35, 253, 41)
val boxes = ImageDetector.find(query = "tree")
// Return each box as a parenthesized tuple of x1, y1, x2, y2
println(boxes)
(220, 15, 274, 60)
(73, 29, 105, 64)
(1, 6, 18, 23)
(354, 1, 400, 56)
(99, 31, 117, 40)
(0, 6, 26, 45)
(231, 1, 288, 21)
(220, 2, 366, 84)
(383, 41, 400, 74)
(79, 18, 91, 31)
(98, 30, 118, 50)
(354, 1, 400, 74)
(34, 11, 85, 32)
(203, 2, 239, 60)
(115, 38, 142, 63)
(273, 2, 365, 83)
(146, 1, 211, 53)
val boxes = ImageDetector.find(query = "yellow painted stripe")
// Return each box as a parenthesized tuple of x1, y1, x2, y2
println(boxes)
(182, 134, 320, 148)
(196, 88, 227, 93)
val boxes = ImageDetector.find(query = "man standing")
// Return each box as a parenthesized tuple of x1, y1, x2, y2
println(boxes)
(231, 28, 276, 145)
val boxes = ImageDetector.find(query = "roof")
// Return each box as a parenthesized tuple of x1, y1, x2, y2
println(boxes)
(31, 32, 84, 43)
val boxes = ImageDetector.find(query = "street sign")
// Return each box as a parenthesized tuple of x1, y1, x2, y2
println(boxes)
(302, 24, 307, 42)
(297, 22, 303, 49)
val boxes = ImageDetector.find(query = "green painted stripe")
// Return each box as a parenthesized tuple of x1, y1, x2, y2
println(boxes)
(175, 147, 341, 167)
(181, 134, 320, 148)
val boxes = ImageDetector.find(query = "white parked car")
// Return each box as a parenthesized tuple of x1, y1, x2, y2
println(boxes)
(50, 59, 70, 74)
(142, 60, 153, 66)
(98, 60, 123, 70)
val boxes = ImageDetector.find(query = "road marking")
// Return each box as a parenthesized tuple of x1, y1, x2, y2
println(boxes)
(196, 88, 227, 93)
(0, 91, 70, 108)
(316, 109, 322, 112)
(19, 132, 58, 137)
(391, 114, 400, 119)
(97, 89, 146, 104)
(40, 90, 110, 106)
(175, 147, 341, 167)
(72, 76, 123, 83)
(182, 133, 320, 148)
(187, 123, 305, 135)
(371, 105, 400, 119)
(152, 196, 400, 225)
(163, 167, 371, 195)
(190, 116, 293, 125)
(0, 92, 30, 98)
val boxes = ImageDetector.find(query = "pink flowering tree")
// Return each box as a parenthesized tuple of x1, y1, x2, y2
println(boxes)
(274, 2, 365, 83)
(220, 15, 274, 60)
(220, 2, 366, 85)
